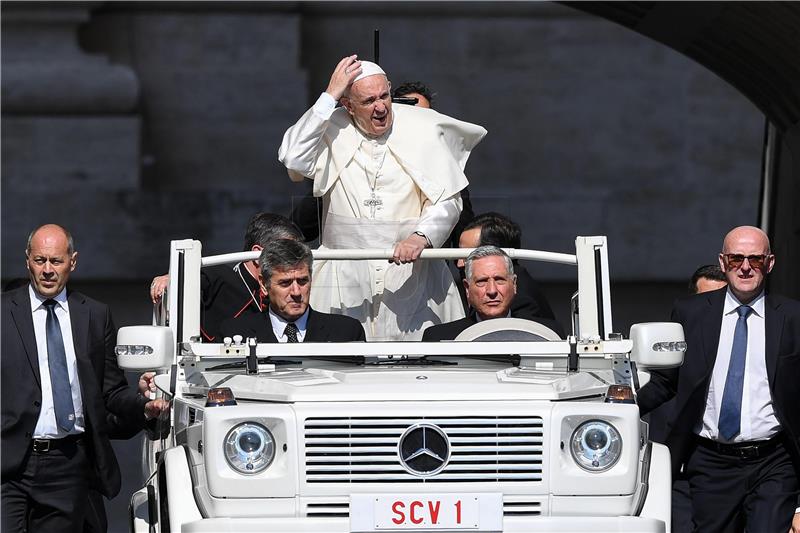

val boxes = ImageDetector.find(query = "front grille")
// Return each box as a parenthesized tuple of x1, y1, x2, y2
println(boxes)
(304, 416, 544, 484)
(306, 502, 349, 517)
(503, 499, 543, 516)
(302, 498, 544, 517)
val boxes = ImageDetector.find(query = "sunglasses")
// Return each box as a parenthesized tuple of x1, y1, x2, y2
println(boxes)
(722, 253, 771, 270)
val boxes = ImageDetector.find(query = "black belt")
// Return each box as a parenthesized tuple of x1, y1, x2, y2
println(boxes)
(31, 434, 83, 453)
(695, 433, 783, 459)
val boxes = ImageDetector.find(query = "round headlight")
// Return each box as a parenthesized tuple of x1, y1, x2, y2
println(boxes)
(224, 422, 275, 475)
(569, 420, 622, 472)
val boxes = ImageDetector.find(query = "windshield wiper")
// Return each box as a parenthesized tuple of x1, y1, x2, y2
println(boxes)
(207, 358, 299, 370)
(207, 356, 365, 371)
(367, 356, 457, 366)
(465, 354, 521, 365)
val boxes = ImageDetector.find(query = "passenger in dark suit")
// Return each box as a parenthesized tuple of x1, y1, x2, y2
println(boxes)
(423, 245, 563, 341)
(638, 226, 800, 533)
(220, 239, 365, 343)
(1, 224, 169, 533)
(149, 212, 304, 342)
(455, 212, 558, 326)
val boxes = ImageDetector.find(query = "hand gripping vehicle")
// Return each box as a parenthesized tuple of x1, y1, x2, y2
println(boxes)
(117, 236, 685, 532)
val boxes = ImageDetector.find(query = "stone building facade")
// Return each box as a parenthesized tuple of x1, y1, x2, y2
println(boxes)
(2, 2, 763, 281)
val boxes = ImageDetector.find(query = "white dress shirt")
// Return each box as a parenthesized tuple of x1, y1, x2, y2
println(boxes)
(30, 286, 85, 438)
(700, 289, 780, 442)
(269, 308, 309, 343)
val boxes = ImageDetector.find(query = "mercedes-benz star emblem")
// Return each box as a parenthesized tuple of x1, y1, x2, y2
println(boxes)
(398, 424, 450, 476)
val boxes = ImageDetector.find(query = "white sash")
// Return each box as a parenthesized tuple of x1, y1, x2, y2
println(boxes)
(311, 212, 465, 341)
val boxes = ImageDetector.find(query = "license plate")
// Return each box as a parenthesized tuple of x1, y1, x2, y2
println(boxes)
(350, 493, 502, 531)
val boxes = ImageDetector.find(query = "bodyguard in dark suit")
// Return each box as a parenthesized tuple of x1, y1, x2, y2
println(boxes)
(638, 226, 800, 533)
(1, 224, 169, 532)
(423, 245, 563, 341)
(220, 239, 365, 343)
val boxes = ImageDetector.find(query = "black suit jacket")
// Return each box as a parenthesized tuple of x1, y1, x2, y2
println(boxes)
(421, 308, 564, 342)
(638, 288, 800, 491)
(220, 307, 366, 342)
(200, 264, 263, 342)
(1, 286, 147, 498)
(513, 264, 557, 322)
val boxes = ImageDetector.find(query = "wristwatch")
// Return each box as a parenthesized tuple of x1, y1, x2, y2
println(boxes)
(412, 231, 432, 248)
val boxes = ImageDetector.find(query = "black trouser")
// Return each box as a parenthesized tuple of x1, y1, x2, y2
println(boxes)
(83, 490, 109, 533)
(685, 437, 798, 533)
(671, 472, 693, 533)
(1, 437, 90, 533)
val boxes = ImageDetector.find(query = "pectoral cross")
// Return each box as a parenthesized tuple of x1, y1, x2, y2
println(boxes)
(364, 191, 383, 218)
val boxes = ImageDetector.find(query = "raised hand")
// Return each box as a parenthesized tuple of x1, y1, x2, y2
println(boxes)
(326, 54, 362, 100)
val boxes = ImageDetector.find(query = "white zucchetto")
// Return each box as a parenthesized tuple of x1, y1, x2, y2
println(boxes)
(354, 60, 386, 82)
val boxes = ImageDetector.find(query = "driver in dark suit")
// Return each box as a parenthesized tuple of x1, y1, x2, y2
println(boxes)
(638, 226, 800, 533)
(422, 245, 562, 341)
(1, 224, 169, 533)
(220, 239, 365, 343)
(455, 212, 558, 327)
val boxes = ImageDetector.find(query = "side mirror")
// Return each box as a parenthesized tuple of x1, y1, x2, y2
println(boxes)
(116, 326, 174, 370)
(629, 322, 685, 369)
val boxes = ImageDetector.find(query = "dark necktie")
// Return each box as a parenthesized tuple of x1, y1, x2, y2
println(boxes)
(285, 322, 299, 343)
(43, 299, 76, 431)
(718, 305, 752, 441)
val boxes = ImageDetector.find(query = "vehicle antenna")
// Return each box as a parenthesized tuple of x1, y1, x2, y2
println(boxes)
(373, 28, 379, 64)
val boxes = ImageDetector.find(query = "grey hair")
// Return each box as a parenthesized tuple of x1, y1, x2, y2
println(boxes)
(464, 245, 514, 282)
(259, 239, 313, 283)
(26, 224, 75, 255)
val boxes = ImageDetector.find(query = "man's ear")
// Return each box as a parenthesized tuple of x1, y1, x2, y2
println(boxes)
(258, 274, 268, 295)
(766, 254, 776, 274)
(340, 97, 354, 115)
(718, 253, 726, 272)
(69, 251, 78, 272)
(250, 245, 263, 266)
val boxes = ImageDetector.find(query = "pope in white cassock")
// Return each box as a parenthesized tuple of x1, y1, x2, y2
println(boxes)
(278, 55, 487, 340)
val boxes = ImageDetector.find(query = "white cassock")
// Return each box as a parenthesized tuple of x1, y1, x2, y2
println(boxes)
(279, 93, 487, 340)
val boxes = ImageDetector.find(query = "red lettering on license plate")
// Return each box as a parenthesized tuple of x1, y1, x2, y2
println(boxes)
(390, 499, 458, 526)
(376, 496, 474, 529)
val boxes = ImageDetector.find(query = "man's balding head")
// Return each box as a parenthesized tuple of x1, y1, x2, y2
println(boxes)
(718, 225, 774, 304)
(25, 224, 78, 298)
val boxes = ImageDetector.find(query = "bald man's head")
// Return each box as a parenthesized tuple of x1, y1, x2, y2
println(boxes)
(25, 224, 78, 298)
(718, 225, 774, 304)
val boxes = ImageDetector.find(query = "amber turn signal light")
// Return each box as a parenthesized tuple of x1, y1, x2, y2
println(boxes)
(206, 387, 237, 407)
(604, 384, 635, 404)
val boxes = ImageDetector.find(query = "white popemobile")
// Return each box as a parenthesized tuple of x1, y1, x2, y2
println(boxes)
(116, 236, 684, 532)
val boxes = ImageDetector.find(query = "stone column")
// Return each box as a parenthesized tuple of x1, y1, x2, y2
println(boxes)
(1, 1, 141, 277)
